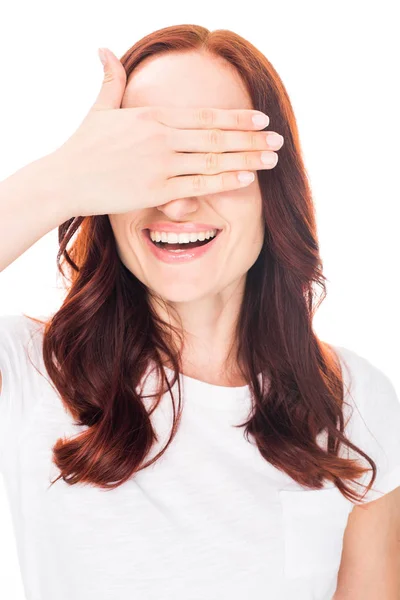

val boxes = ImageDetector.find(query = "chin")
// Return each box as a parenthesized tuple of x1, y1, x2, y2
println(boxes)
(147, 281, 212, 304)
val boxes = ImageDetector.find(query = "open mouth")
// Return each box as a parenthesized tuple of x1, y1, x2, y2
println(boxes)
(144, 229, 221, 251)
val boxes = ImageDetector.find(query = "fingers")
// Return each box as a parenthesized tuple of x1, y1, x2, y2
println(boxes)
(168, 127, 284, 153)
(163, 170, 259, 203)
(149, 106, 270, 131)
(170, 149, 279, 176)
(92, 47, 127, 111)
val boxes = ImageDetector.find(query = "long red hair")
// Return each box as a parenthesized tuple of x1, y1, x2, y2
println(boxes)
(26, 24, 375, 502)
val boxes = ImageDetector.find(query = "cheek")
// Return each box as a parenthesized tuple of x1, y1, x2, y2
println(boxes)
(247, 222, 265, 259)
(108, 219, 125, 261)
(225, 221, 264, 278)
(108, 215, 141, 270)
(212, 194, 264, 261)
(214, 185, 263, 219)
(109, 213, 145, 250)
(217, 191, 263, 232)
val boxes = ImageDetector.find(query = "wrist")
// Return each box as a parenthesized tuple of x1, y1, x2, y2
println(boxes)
(20, 153, 74, 226)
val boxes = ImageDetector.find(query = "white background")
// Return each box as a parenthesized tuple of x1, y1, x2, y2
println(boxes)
(0, 0, 399, 597)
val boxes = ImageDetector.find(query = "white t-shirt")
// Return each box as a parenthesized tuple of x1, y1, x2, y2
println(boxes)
(0, 313, 400, 600)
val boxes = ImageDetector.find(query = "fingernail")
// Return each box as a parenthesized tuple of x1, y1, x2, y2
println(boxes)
(266, 133, 283, 149)
(238, 171, 255, 184)
(252, 113, 269, 127)
(261, 152, 278, 166)
(98, 48, 107, 67)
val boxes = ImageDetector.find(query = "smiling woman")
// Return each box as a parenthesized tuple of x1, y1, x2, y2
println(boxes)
(0, 22, 400, 600)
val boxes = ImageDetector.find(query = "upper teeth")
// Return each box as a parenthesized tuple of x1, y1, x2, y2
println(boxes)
(149, 229, 218, 244)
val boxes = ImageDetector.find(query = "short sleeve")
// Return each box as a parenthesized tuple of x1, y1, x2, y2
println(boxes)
(335, 345, 400, 504)
(0, 313, 46, 473)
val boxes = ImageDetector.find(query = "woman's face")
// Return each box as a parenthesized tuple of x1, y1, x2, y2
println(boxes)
(109, 50, 264, 304)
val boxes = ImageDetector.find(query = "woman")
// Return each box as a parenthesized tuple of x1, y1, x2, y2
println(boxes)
(0, 24, 399, 600)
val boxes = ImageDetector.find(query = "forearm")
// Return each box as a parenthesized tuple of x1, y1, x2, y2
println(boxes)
(0, 154, 71, 272)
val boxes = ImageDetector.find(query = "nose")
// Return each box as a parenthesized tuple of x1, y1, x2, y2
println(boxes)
(156, 197, 200, 220)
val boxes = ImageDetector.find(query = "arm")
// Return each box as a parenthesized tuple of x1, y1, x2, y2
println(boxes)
(0, 154, 71, 272)
(333, 486, 400, 599)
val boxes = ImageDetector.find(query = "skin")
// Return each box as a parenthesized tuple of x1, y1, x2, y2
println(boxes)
(334, 486, 400, 599)
(108, 50, 265, 386)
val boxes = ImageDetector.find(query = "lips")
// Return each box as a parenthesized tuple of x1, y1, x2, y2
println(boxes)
(141, 226, 222, 264)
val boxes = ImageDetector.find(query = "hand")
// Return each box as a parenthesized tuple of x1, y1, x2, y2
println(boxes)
(50, 47, 284, 219)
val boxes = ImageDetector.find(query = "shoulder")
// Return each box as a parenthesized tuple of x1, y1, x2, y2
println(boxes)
(331, 344, 400, 504)
(0, 313, 47, 345)
(0, 312, 51, 402)
(0, 312, 45, 336)
(331, 342, 400, 427)
(331, 343, 398, 405)
(333, 343, 390, 379)
(0, 314, 50, 471)
(0, 313, 48, 376)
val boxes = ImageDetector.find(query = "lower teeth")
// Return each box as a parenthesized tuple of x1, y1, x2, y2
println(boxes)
(154, 238, 213, 250)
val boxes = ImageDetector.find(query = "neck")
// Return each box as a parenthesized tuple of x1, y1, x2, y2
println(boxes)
(148, 277, 246, 385)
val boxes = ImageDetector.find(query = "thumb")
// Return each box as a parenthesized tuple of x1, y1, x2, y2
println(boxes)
(93, 47, 127, 110)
